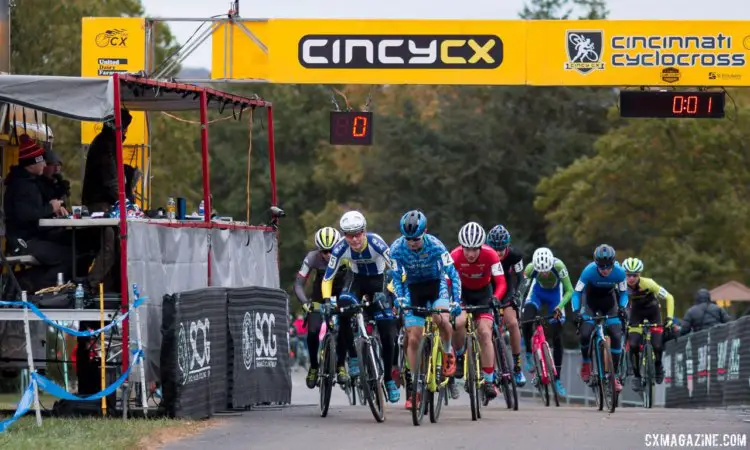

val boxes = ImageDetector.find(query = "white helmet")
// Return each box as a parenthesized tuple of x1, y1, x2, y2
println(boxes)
(458, 222, 486, 248)
(339, 211, 367, 233)
(533, 247, 555, 272)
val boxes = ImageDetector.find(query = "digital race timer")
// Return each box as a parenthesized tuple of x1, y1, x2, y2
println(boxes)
(330, 111, 374, 145)
(619, 91, 725, 119)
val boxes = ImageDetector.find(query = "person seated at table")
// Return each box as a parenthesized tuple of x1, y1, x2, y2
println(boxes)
(38, 146, 71, 204)
(3, 135, 73, 290)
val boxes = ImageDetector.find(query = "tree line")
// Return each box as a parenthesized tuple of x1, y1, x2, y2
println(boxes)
(13, 0, 750, 318)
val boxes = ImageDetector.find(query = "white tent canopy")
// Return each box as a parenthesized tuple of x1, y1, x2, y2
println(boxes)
(0, 74, 269, 123)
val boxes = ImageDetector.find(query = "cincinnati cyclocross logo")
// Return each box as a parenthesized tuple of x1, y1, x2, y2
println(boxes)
(564, 30, 605, 74)
(298, 35, 503, 69)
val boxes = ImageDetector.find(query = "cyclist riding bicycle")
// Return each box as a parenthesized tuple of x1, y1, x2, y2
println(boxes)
(572, 244, 628, 392)
(450, 222, 507, 401)
(321, 211, 400, 403)
(485, 224, 526, 387)
(294, 227, 349, 389)
(389, 210, 462, 410)
(517, 247, 572, 397)
(622, 257, 674, 389)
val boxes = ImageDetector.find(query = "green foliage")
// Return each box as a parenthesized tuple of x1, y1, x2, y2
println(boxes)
(536, 106, 750, 315)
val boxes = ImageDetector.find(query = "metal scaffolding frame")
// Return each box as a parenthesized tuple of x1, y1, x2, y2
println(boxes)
(144, 1, 270, 83)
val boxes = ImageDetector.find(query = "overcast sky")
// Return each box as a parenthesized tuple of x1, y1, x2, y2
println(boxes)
(141, 0, 750, 70)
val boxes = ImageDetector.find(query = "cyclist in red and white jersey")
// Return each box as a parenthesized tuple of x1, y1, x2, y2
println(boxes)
(450, 222, 507, 400)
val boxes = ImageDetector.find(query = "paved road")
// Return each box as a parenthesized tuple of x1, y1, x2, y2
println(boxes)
(167, 371, 749, 450)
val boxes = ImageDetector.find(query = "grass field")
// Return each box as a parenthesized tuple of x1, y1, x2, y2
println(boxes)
(0, 416, 213, 449)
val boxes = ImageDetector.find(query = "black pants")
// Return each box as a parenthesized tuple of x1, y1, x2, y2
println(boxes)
(307, 311, 323, 370)
(628, 304, 663, 377)
(20, 237, 74, 291)
(336, 274, 397, 382)
(578, 288, 623, 371)
(522, 302, 563, 379)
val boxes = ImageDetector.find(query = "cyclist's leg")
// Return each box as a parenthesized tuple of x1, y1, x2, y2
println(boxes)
(452, 287, 472, 377)
(335, 277, 359, 382)
(603, 290, 624, 390)
(429, 280, 455, 376)
(542, 283, 565, 380)
(501, 297, 522, 372)
(578, 289, 596, 381)
(306, 311, 323, 388)
(404, 281, 431, 408)
(647, 306, 665, 382)
(521, 283, 542, 372)
(628, 307, 644, 378)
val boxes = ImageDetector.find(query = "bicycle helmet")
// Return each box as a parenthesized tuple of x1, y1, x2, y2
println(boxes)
(339, 211, 366, 234)
(314, 227, 340, 251)
(486, 225, 511, 251)
(399, 210, 427, 238)
(622, 257, 644, 274)
(593, 244, 616, 269)
(532, 247, 555, 272)
(458, 222, 486, 248)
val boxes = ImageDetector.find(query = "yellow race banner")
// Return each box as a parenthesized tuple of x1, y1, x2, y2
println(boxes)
(81, 17, 147, 144)
(212, 19, 750, 87)
(527, 20, 749, 86)
(212, 19, 527, 85)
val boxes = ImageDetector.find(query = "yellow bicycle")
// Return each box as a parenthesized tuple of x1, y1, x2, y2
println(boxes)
(454, 305, 484, 421)
(402, 305, 452, 426)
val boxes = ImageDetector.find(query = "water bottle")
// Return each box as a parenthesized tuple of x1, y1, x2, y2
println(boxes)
(167, 197, 176, 220)
(198, 200, 205, 217)
(75, 284, 85, 309)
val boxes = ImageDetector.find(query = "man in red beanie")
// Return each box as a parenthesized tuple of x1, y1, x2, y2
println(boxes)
(3, 135, 72, 288)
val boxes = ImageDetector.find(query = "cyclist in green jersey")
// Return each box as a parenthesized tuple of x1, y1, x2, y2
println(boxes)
(517, 247, 574, 396)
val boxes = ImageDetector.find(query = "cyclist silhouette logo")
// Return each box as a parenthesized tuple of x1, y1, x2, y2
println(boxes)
(564, 31, 605, 75)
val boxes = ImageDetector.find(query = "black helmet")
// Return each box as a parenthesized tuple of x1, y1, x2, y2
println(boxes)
(593, 244, 616, 269)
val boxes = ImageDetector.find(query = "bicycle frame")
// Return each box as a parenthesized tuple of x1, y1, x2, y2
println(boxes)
(523, 315, 558, 385)
(403, 306, 451, 393)
(458, 306, 485, 389)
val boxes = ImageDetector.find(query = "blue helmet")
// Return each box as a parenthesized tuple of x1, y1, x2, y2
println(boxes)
(400, 210, 427, 238)
(486, 225, 511, 251)
(594, 244, 616, 269)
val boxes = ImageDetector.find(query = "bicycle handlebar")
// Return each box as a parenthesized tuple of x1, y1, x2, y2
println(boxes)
(400, 305, 451, 315)
(520, 314, 559, 325)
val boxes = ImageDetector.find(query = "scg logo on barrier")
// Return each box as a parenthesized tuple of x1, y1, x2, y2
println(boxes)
(243, 311, 278, 369)
(298, 35, 503, 69)
(177, 318, 211, 385)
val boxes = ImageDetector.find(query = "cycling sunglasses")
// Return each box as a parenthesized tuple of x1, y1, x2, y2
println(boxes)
(405, 235, 424, 242)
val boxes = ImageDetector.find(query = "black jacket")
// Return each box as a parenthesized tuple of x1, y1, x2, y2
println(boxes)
(681, 296, 731, 335)
(3, 165, 55, 242)
(82, 128, 119, 208)
(38, 173, 71, 203)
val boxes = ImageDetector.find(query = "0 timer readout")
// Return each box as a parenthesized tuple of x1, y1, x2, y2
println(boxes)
(329, 111, 373, 145)
(619, 91, 725, 119)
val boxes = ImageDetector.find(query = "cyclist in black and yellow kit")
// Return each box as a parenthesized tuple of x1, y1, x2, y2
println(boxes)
(622, 257, 674, 389)
(294, 227, 349, 388)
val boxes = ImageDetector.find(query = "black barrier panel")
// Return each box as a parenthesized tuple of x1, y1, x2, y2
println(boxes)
(227, 286, 291, 408)
(160, 287, 228, 419)
(664, 315, 750, 408)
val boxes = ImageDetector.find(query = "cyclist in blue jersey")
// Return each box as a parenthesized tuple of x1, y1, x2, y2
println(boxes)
(572, 244, 628, 392)
(389, 210, 462, 410)
(321, 210, 400, 403)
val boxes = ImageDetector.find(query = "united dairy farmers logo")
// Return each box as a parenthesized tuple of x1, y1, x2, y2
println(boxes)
(298, 35, 503, 69)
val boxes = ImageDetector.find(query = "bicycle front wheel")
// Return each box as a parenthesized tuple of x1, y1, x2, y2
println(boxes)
(495, 334, 517, 410)
(361, 340, 385, 423)
(543, 342, 560, 407)
(411, 334, 432, 426)
(642, 342, 654, 409)
(599, 339, 617, 413)
(534, 348, 550, 407)
(466, 336, 480, 421)
(319, 334, 336, 418)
